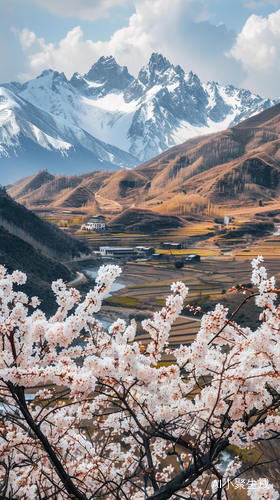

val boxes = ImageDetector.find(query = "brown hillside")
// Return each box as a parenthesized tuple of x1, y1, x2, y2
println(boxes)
(128, 104, 280, 213)
(8, 170, 55, 200)
(55, 181, 97, 208)
(134, 134, 216, 177)
(140, 151, 280, 216)
(97, 169, 149, 205)
(86, 171, 112, 191)
(8, 102, 280, 218)
(99, 128, 247, 207)
(9, 170, 111, 209)
(107, 208, 187, 233)
(14, 174, 84, 207)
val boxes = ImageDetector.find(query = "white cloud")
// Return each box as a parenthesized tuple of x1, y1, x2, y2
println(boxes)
(229, 10, 280, 70)
(16, 0, 244, 88)
(228, 9, 280, 97)
(30, 0, 131, 20)
(16, 0, 192, 79)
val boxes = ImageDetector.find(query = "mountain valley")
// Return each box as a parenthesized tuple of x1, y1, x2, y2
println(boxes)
(1, 53, 279, 185)
(9, 102, 280, 222)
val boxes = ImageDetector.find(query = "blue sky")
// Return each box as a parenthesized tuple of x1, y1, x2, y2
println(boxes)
(2, 0, 280, 98)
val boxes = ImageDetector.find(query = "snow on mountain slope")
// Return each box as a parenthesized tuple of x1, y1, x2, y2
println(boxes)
(1, 53, 279, 169)
(0, 87, 139, 184)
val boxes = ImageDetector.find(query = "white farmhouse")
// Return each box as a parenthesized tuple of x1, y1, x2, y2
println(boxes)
(81, 215, 106, 230)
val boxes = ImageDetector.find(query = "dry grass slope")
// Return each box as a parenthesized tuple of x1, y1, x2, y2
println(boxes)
(7, 102, 280, 220)
(107, 208, 187, 233)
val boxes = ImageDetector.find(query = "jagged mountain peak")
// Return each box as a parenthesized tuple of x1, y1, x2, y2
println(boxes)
(37, 69, 54, 79)
(1, 70, 70, 97)
(0, 84, 139, 184)
(185, 71, 202, 86)
(1, 52, 279, 180)
(69, 72, 88, 89)
(137, 53, 184, 88)
(83, 55, 134, 92)
(148, 53, 172, 71)
(85, 55, 119, 80)
(206, 80, 219, 89)
(35, 69, 68, 85)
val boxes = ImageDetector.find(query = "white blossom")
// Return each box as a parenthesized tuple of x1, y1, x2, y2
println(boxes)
(0, 259, 279, 499)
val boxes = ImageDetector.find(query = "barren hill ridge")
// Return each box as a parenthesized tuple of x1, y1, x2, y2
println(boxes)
(9, 100, 280, 218)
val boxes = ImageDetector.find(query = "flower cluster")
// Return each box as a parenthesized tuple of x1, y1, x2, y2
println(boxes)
(0, 258, 280, 499)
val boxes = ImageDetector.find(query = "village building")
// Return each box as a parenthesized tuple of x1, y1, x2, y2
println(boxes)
(135, 246, 155, 255)
(100, 247, 135, 257)
(185, 254, 200, 263)
(160, 242, 182, 250)
(170, 243, 183, 250)
(81, 215, 106, 231)
(160, 242, 172, 249)
(151, 253, 163, 260)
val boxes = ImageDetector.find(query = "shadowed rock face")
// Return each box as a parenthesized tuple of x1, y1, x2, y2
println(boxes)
(0, 188, 93, 315)
(0, 188, 90, 259)
(84, 56, 134, 93)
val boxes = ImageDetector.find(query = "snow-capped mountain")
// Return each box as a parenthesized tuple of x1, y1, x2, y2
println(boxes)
(0, 86, 138, 184)
(1, 53, 278, 184)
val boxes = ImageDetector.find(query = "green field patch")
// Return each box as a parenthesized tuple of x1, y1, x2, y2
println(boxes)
(262, 239, 280, 245)
(43, 217, 55, 224)
(156, 300, 166, 306)
(128, 279, 181, 289)
(128, 279, 222, 292)
(104, 296, 139, 307)
(155, 249, 221, 256)
(75, 232, 99, 238)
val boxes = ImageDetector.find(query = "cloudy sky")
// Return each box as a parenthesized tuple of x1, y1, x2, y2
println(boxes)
(2, 0, 280, 98)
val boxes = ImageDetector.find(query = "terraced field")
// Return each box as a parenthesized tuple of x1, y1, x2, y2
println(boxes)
(75, 223, 214, 250)
(236, 227, 280, 260)
(100, 255, 280, 364)
(75, 217, 280, 368)
(155, 248, 220, 255)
